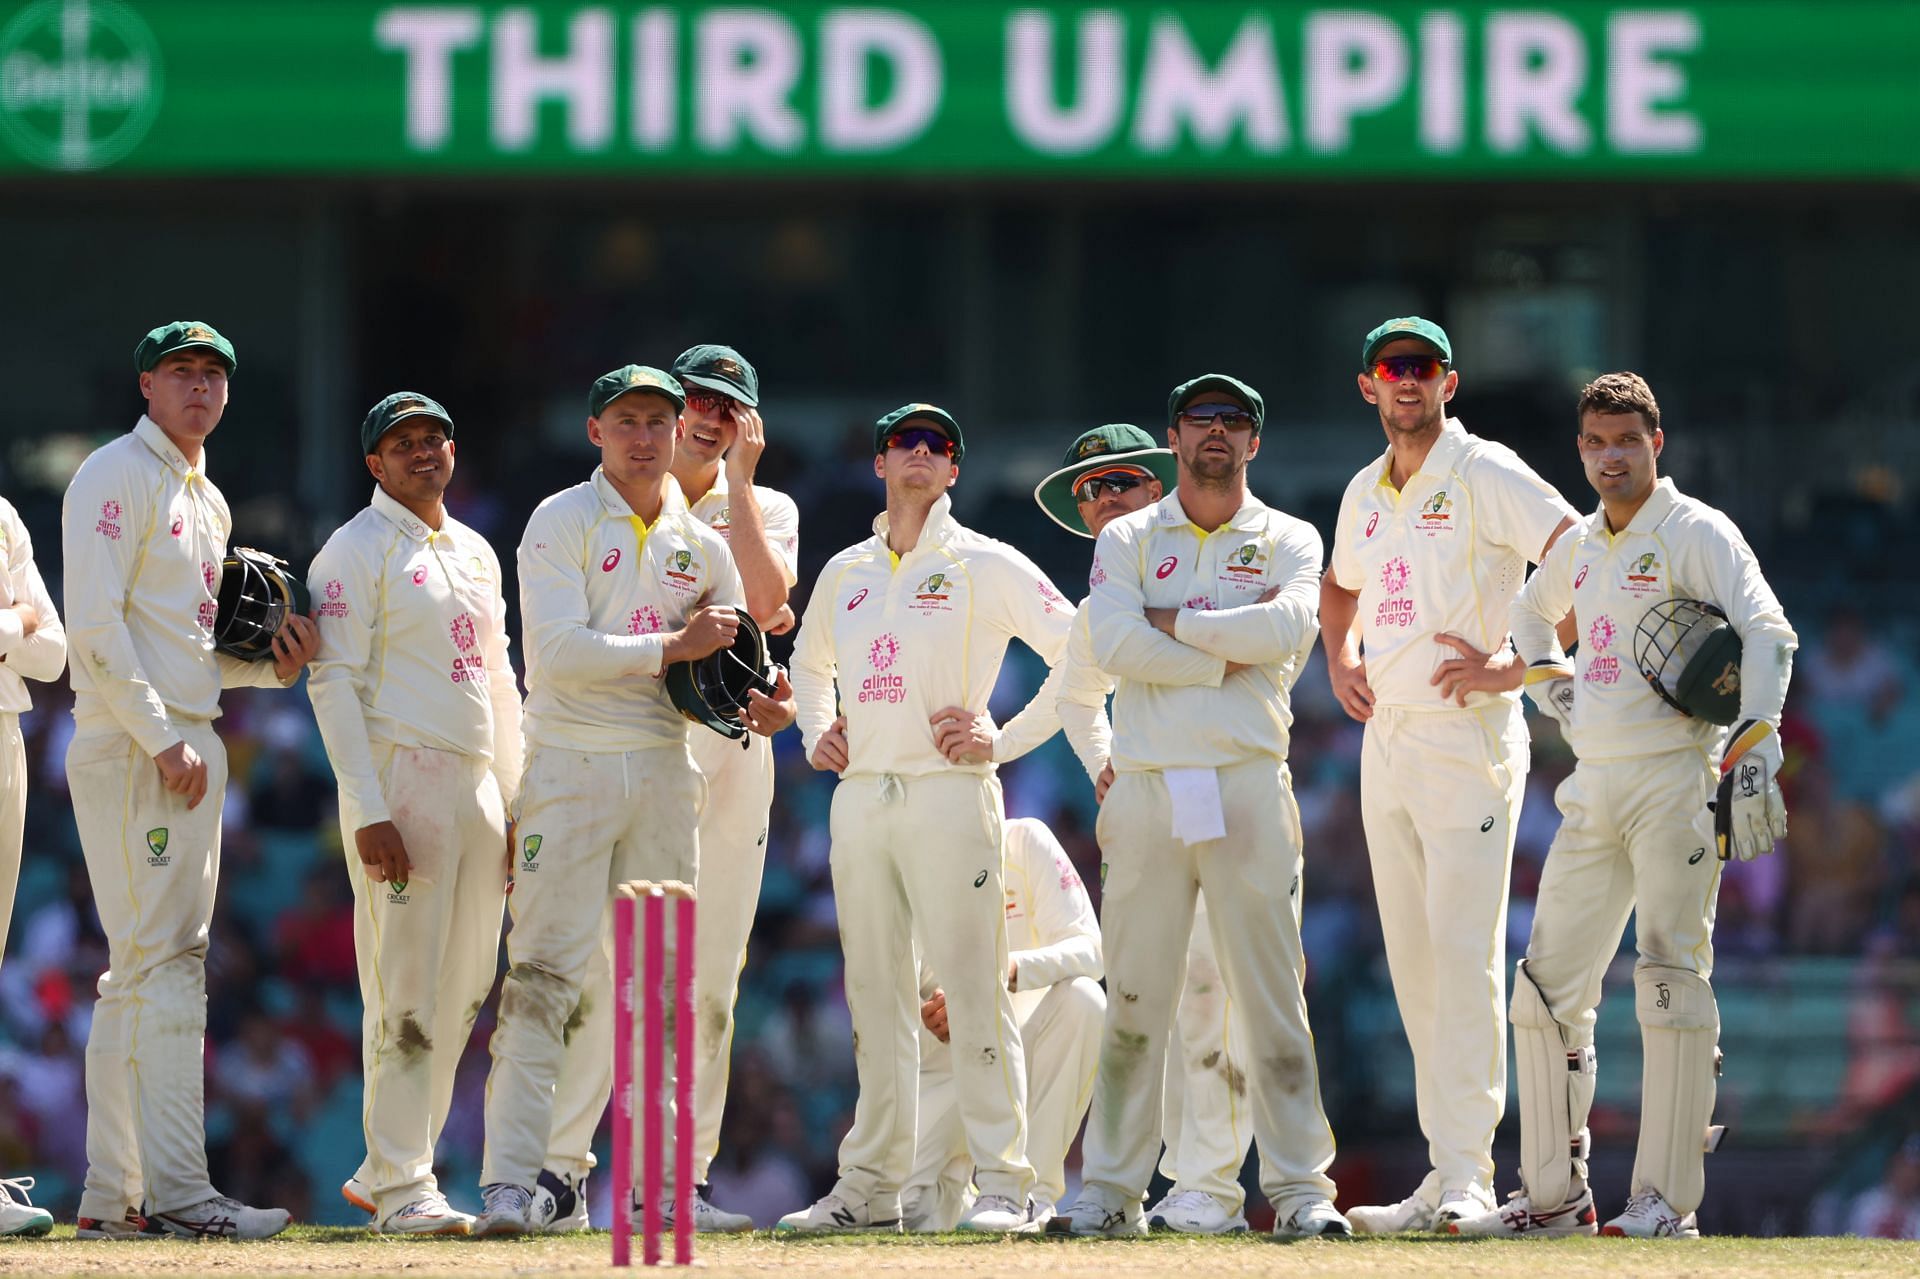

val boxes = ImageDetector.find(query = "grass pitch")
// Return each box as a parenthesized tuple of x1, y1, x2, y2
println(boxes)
(0, 1227, 1913, 1278)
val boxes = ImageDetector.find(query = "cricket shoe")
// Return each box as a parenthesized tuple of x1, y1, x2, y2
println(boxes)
(341, 1177, 375, 1216)
(0, 1177, 53, 1237)
(957, 1194, 1051, 1234)
(475, 1183, 534, 1236)
(75, 1207, 166, 1240)
(1148, 1190, 1247, 1234)
(377, 1193, 473, 1236)
(531, 1169, 589, 1232)
(1601, 1189, 1700, 1238)
(1346, 1185, 1438, 1234)
(776, 1191, 902, 1234)
(1447, 1186, 1597, 1237)
(652, 1185, 753, 1233)
(1272, 1197, 1352, 1239)
(151, 1195, 292, 1240)
(1054, 1195, 1146, 1237)
(1434, 1185, 1498, 1228)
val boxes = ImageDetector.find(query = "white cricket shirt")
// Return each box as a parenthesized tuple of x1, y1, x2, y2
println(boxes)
(0, 497, 66, 711)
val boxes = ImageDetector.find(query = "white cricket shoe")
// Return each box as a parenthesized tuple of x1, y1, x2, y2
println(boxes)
(377, 1193, 473, 1236)
(1447, 1186, 1598, 1237)
(657, 1186, 754, 1233)
(1272, 1197, 1352, 1239)
(775, 1191, 902, 1234)
(0, 1177, 53, 1237)
(341, 1177, 375, 1215)
(1435, 1185, 1497, 1227)
(531, 1169, 588, 1232)
(75, 1206, 165, 1240)
(957, 1194, 1050, 1234)
(1056, 1195, 1146, 1237)
(1148, 1190, 1247, 1234)
(1347, 1187, 1437, 1234)
(1601, 1189, 1700, 1238)
(151, 1195, 292, 1240)
(475, 1183, 534, 1236)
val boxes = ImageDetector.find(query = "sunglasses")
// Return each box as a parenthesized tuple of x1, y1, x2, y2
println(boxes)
(1176, 404, 1257, 430)
(1371, 355, 1449, 382)
(1074, 471, 1148, 503)
(885, 426, 955, 457)
(686, 389, 738, 416)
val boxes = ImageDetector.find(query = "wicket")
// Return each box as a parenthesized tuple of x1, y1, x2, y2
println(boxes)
(612, 880, 697, 1267)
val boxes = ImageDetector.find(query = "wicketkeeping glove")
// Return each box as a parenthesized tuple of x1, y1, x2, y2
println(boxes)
(1712, 719, 1787, 861)
(1523, 661, 1576, 736)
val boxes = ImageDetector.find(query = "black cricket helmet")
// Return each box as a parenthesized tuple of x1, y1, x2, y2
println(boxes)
(1633, 598, 1743, 726)
(665, 607, 776, 741)
(214, 547, 308, 661)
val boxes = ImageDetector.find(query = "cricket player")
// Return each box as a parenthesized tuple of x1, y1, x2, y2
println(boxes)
(1322, 318, 1577, 1231)
(1062, 375, 1346, 1240)
(0, 494, 67, 1238)
(477, 366, 790, 1235)
(905, 816, 1102, 1230)
(63, 322, 319, 1240)
(308, 393, 522, 1235)
(1452, 373, 1796, 1239)
(1034, 423, 1265, 1234)
(535, 344, 798, 1233)
(785, 403, 1077, 1235)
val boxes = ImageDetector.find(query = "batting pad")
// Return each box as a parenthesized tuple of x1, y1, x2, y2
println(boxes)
(1633, 965, 1721, 1215)
(1510, 960, 1596, 1210)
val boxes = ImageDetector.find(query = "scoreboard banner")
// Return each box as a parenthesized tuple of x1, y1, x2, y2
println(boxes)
(1, 0, 1914, 178)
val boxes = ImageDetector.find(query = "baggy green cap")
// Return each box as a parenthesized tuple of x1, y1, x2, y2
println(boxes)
(361, 392, 454, 456)
(671, 344, 759, 408)
(135, 321, 236, 375)
(1362, 316, 1452, 367)
(1168, 374, 1265, 431)
(874, 403, 965, 461)
(589, 365, 685, 418)
(1033, 424, 1177, 538)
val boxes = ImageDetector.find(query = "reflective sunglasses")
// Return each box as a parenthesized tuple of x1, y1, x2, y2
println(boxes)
(1176, 403, 1257, 430)
(686, 389, 738, 416)
(885, 426, 955, 457)
(1074, 470, 1148, 503)
(1371, 355, 1449, 382)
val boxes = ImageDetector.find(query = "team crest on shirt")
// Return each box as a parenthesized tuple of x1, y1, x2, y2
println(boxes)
(1225, 542, 1264, 575)
(1375, 556, 1416, 630)
(860, 632, 906, 704)
(1415, 489, 1455, 533)
(521, 834, 543, 871)
(386, 878, 411, 904)
(145, 827, 169, 867)
(910, 571, 954, 612)
(661, 547, 700, 597)
(1585, 613, 1621, 685)
(1622, 550, 1663, 596)
(468, 555, 492, 583)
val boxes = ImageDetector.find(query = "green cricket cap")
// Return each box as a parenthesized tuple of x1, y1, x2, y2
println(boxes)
(1033, 424, 1177, 538)
(135, 321, 236, 375)
(361, 392, 454, 456)
(1168, 374, 1265, 431)
(1362, 316, 1452, 367)
(671, 344, 759, 408)
(589, 365, 685, 418)
(874, 403, 964, 461)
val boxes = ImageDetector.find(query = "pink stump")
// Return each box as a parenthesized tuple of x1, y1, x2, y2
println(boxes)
(612, 894, 636, 1268)
(642, 891, 665, 1265)
(674, 894, 697, 1265)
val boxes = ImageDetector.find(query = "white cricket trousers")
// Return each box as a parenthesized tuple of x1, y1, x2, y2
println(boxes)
(481, 743, 701, 1190)
(545, 730, 772, 1191)
(69, 722, 227, 1218)
(1081, 758, 1337, 1219)
(1523, 749, 1723, 1210)
(344, 746, 508, 1218)
(905, 975, 1105, 1227)
(0, 713, 25, 959)
(1159, 892, 1256, 1213)
(1359, 703, 1527, 1192)
(830, 771, 1034, 1211)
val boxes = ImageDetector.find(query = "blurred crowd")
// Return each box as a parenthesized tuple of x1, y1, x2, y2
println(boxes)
(1, 443, 1917, 1235)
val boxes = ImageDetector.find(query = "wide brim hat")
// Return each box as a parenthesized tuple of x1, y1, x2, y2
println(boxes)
(1033, 423, 1177, 538)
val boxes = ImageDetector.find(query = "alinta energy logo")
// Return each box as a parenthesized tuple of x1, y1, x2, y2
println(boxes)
(0, 0, 162, 172)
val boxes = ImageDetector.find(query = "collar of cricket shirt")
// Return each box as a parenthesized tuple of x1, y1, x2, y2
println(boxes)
(368, 485, 445, 544)
(870, 493, 956, 557)
(592, 466, 689, 523)
(133, 415, 203, 479)
(1597, 475, 1680, 538)
(1374, 417, 1469, 491)
(1154, 489, 1267, 535)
